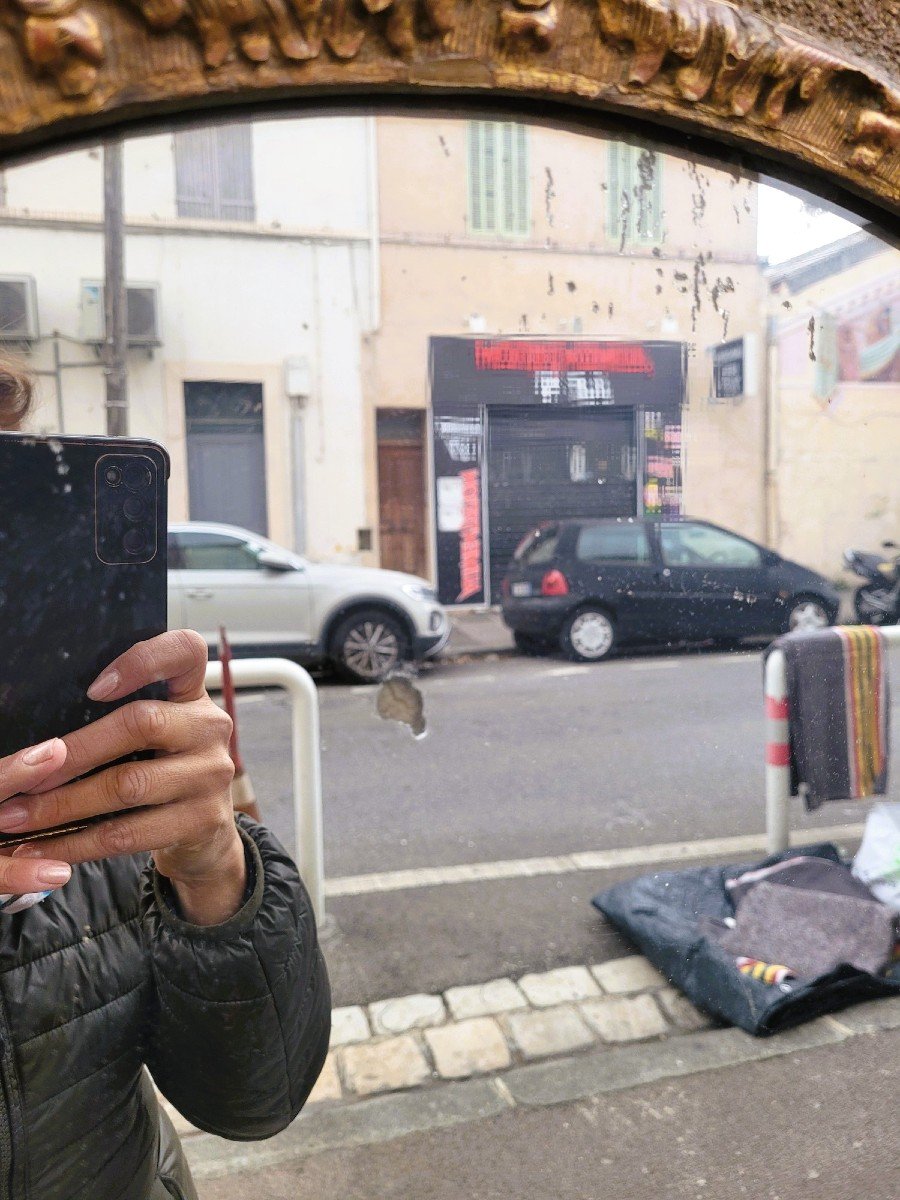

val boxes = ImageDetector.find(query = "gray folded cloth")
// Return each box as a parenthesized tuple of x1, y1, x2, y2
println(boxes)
(726, 856, 879, 908)
(710, 880, 897, 978)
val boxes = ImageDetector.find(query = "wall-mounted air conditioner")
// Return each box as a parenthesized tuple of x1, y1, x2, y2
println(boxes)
(80, 281, 161, 347)
(0, 276, 39, 343)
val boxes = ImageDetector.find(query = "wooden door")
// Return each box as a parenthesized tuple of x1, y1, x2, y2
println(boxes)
(377, 418, 427, 577)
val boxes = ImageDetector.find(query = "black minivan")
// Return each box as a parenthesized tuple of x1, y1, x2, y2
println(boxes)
(501, 517, 841, 661)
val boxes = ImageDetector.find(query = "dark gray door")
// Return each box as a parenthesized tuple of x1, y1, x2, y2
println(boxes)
(184, 381, 268, 536)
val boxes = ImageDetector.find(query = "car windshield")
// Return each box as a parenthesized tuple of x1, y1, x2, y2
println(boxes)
(3, 99, 898, 1199)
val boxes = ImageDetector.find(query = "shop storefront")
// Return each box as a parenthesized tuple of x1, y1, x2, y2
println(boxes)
(430, 337, 686, 605)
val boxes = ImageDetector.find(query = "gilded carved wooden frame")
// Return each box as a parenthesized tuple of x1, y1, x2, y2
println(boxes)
(0, 0, 897, 218)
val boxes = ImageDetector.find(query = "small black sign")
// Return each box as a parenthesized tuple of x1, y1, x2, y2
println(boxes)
(712, 338, 745, 399)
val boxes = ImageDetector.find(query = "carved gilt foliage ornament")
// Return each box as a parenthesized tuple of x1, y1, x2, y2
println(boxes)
(0, 0, 897, 208)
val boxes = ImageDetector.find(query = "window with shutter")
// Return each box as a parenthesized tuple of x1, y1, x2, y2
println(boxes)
(467, 121, 528, 238)
(607, 143, 663, 247)
(174, 125, 255, 221)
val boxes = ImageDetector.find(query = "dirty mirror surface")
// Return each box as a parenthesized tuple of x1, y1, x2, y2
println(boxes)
(1, 113, 898, 1196)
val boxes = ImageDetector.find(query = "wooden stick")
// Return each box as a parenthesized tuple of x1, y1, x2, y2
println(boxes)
(219, 626, 261, 822)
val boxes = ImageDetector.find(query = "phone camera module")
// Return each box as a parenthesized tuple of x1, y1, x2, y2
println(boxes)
(104, 465, 123, 487)
(122, 528, 148, 557)
(123, 462, 153, 492)
(123, 495, 146, 522)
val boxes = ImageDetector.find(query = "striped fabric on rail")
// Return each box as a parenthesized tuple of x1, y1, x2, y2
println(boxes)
(768, 626, 890, 810)
(837, 626, 889, 799)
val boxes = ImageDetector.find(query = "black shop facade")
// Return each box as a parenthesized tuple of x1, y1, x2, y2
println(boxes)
(430, 336, 686, 606)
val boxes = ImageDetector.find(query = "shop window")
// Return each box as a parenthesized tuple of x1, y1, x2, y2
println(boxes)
(468, 121, 529, 238)
(576, 523, 651, 564)
(174, 125, 256, 221)
(607, 143, 663, 245)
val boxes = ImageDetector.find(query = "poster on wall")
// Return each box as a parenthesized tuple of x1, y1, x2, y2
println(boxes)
(432, 414, 484, 605)
(836, 296, 899, 383)
(814, 290, 899, 401)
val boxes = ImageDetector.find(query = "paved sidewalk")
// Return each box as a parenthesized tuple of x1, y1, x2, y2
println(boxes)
(162, 955, 709, 1143)
(196, 1021, 900, 1200)
(445, 607, 514, 658)
(171, 948, 900, 1185)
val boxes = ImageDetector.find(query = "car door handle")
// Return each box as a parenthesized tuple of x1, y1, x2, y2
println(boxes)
(186, 588, 214, 600)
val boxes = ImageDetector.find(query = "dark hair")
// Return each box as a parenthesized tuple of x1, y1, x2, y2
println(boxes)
(0, 361, 33, 431)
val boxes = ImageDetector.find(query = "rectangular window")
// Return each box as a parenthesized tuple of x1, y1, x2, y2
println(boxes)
(174, 125, 255, 221)
(576, 523, 651, 564)
(468, 121, 529, 238)
(607, 143, 663, 246)
(660, 523, 761, 568)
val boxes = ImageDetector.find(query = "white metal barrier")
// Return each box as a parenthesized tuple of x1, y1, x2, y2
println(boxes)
(204, 657, 325, 927)
(765, 625, 900, 854)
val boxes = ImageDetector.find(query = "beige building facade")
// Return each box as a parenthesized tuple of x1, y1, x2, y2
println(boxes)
(768, 234, 899, 581)
(366, 117, 768, 600)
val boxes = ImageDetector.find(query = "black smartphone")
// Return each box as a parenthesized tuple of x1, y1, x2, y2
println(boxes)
(0, 433, 169, 845)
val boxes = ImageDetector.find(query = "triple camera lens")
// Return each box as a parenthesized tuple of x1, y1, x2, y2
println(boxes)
(97, 454, 156, 564)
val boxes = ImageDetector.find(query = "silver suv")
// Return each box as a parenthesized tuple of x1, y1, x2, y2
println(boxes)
(167, 522, 449, 683)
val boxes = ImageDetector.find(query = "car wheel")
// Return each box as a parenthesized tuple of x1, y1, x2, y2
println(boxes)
(786, 596, 832, 634)
(331, 608, 409, 683)
(513, 631, 550, 656)
(560, 607, 616, 662)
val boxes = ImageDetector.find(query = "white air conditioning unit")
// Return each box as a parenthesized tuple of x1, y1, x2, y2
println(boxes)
(80, 281, 161, 346)
(0, 276, 39, 343)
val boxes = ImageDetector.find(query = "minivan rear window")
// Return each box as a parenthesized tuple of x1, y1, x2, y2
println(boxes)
(576, 523, 651, 564)
(515, 525, 561, 566)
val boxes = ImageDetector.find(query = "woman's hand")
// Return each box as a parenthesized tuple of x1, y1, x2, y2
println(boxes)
(0, 631, 246, 925)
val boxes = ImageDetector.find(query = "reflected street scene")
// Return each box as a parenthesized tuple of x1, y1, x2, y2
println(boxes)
(0, 109, 898, 1199)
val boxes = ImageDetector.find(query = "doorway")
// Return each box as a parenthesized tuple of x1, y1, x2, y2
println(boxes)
(376, 409, 427, 578)
(184, 380, 268, 536)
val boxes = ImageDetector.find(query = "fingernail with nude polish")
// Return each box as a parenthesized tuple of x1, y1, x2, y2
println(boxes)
(0, 802, 28, 831)
(88, 669, 121, 701)
(22, 739, 59, 766)
(33, 863, 71, 887)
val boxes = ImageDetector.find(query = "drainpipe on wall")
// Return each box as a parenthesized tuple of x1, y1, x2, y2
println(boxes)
(365, 116, 381, 334)
(764, 312, 780, 550)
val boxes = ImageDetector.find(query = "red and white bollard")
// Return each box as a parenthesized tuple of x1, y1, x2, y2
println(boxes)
(764, 648, 791, 854)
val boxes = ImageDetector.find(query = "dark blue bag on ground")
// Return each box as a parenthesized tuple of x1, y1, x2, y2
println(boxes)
(592, 843, 900, 1036)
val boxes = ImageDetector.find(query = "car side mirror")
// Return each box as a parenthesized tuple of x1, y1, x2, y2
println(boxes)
(257, 549, 298, 572)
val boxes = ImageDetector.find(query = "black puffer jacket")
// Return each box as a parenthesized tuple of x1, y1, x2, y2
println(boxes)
(0, 816, 330, 1199)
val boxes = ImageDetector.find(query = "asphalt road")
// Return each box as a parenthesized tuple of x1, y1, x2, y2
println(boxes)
(235, 648, 893, 876)
(228, 648, 898, 1006)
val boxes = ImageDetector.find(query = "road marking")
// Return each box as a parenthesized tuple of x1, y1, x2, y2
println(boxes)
(324, 822, 866, 898)
(628, 660, 680, 671)
(234, 692, 267, 704)
(545, 665, 592, 678)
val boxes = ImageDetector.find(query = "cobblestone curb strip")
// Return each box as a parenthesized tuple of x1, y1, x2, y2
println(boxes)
(183, 996, 900, 1181)
(164, 955, 694, 1136)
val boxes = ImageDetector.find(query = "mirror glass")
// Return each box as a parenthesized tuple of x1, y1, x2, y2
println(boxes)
(1, 108, 897, 1192)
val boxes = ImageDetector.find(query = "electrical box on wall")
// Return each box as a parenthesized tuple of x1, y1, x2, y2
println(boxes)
(284, 356, 312, 402)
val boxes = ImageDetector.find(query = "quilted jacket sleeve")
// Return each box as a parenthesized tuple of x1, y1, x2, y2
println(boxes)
(141, 816, 331, 1140)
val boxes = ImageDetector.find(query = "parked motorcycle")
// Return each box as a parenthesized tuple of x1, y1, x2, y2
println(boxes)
(843, 541, 900, 625)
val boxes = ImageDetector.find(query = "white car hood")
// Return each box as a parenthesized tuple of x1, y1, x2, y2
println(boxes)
(306, 562, 431, 592)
